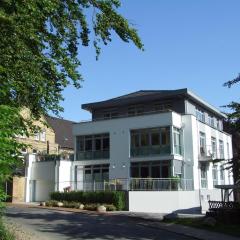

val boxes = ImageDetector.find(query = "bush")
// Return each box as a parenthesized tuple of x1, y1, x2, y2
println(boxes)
(84, 203, 98, 211)
(83, 203, 116, 211)
(50, 191, 126, 210)
(45, 200, 59, 207)
(104, 204, 117, 211)
(62, 201, 81, 209)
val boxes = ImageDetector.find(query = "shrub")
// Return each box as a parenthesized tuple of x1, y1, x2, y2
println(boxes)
(50, 191, 126, 210)
(62, 201, 81, 209)
(104, 204, 117, 211)
(84, 203, 99, 211)
(45, 200, 58, 207)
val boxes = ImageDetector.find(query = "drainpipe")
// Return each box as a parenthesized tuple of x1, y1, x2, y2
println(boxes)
(196, 118, 202, 212)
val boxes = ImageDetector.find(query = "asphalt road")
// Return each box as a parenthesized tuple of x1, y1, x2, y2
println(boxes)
(5, 206, 194, 240)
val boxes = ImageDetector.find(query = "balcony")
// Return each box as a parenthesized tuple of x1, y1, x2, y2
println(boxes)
(199, 145, 225, 161)
(131, 145, 171, 157)
(37, 153, 74, 162)
(76, 150, 109, 160)
(72, 178, 194, 191)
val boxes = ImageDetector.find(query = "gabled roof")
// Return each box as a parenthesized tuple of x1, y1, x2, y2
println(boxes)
(82, 88, 226, 118)
(45, 116, 75, 150)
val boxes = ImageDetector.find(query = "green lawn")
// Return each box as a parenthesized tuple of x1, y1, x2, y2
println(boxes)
(163, 218, 240, 238)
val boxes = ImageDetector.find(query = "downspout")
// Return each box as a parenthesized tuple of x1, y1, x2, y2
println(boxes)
(196, 118, 202, 212)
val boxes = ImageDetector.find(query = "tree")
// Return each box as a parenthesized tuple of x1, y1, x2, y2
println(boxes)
(0, 0, 143, 117)
(0, 0, 143, 199)
(223, 74, 240, 185)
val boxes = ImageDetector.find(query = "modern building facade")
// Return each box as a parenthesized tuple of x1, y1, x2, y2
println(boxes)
(71, 89, 233, 212)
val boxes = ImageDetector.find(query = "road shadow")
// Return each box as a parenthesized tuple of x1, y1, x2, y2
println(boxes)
(6, 207, 190, 240)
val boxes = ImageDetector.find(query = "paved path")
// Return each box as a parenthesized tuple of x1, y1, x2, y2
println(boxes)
(5, 206, 194, 240)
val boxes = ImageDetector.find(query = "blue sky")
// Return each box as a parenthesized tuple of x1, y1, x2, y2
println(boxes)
(60, 0, 240, 122)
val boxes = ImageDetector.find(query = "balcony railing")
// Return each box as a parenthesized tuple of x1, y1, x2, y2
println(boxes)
(131, 145, 171, 157)
(199, 145, 225, 160)
(68, 178, 194, 191)
(37, 154, 74, 162)
(76, 150, 109, 160)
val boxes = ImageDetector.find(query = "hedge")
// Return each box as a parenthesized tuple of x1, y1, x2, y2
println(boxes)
(50, 191, 126, 210)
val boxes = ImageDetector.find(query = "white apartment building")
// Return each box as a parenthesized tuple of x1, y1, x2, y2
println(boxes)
(71, 89, 233, 213)
(22, 89, 233, 213)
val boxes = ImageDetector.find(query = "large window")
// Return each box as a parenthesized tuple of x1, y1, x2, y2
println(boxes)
(173, 127, 182, 155)
(220, 165, 225, 184)
(76, 134, 110, 160)
(130, 127, 171, 157)
(208, 115, 215, 127)
(211, 137, 217, 158)
(130, 161, 170, 178)
(212, 165, 218, 187)
(199, 132, 206, 156)
(219, 140, 224, 159)
(196, 108, 205, 122)
(128, 106, 144, 116)
(200, 164, 208, 188)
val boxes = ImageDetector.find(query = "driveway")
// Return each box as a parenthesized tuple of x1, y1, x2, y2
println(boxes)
(5, 206, 194, 240)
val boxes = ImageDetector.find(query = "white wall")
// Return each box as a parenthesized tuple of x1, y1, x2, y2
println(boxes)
(129, 189, 229, 213)
(57, 160, 72, 191)
(129, 191, 200, 213)
(26, 158, 72, 202)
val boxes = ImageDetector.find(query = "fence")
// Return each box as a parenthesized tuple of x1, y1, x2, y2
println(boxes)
(58, 178, 194, 192)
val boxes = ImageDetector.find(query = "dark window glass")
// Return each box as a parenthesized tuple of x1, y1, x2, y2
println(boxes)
(128, 107, 135, 116)
(151, 166, 160, 178)
(131, 167, 139, 178)
(111, 112, 119, 118)
(85, 169, 91, 174)
(95, 138, 102, 150)
(141, 132, 149, 146)
(161, 128, 170, 145)
(151, 132, 160, 145)
(77, 137, 84, 151)
(131, 133, 140, 147)
(85, 138, 92, 151)
(103, 113, 110, 119)
(141, 166, 149, 178)
(136, 107, 144, 114)
(103, 137, 109, 150)
(162, 165, 169, 178)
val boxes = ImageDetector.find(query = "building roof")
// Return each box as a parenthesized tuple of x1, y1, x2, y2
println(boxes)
(82, 88, 226, 118)
(45, 116, 75, 150)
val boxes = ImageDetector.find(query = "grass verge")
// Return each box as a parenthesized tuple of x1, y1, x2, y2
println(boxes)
(164, 218, 240, 238)
(0, 219, 15, 240)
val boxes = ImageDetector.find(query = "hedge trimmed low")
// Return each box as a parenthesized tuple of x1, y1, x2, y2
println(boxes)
(50, 191, 126, 210)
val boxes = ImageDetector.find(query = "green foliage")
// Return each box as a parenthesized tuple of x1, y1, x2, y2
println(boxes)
(45, 200, 59, 207)
(0, 220, 15, 240)
(0, 0, 143, 118)
(0, 0, 142, 206)
(84, 203, 99, 211)
(50, 191, 126, 210)
(62, 201, 82, 208)
(0, 106, 27, 201)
